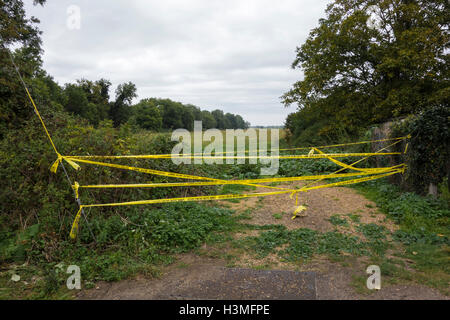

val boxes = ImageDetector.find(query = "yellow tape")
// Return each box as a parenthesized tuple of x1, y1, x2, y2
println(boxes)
(15, 54, 410, 241)
(76, 167, 404, 190)
(292, 205, 307, 220)
(80, 189, 293, 208)
(50, 153, 81, 173)
(69, 207, 83, 239)
(66, 135, 409, 159)
(298, 139, 405, 192)
(62, 157, 296, 193)
(299, 169, 402, 192)
(312, 148, 401, 174)
(72, 182, 80, 199)
(68, 169, 403, 237)
(24, 87, 59, 156)
(65, 152, 401, 161)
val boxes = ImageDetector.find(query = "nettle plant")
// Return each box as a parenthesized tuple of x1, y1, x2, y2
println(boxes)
(393, 104, 450, 196)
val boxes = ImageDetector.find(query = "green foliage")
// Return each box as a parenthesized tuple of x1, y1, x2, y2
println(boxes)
(328, 214, 349, 226)
(110, 82, 137, 127)
(392, 104, 450, 195)
(355, 179, 450, 246)
(346, 213, 361, 223)
(63, 79, 111, 126)
(129, 98, 249, 131)
(0, 224, 40, 263)
(131, 99, 163, 131)
(236, 225, 380, 262)
(283, 0, 449, 143)
(279, 156, 340, 176)
(0, 0, 46, 136)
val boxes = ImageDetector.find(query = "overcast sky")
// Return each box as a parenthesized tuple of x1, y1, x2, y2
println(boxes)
(25, 0, 331, 126)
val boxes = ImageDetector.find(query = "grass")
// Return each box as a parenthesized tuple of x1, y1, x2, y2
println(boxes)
(328, 214, 349, 227)
(352, 179, 450, 294)
(0, 202, 247, 299)
(234, 225, 375, 263)
(272, 212, 285, 220)
(2, 131, 449, 298)
(220, 184, 256, 203)
(347, 213, 361, 223)
(229, 178, 449, 295)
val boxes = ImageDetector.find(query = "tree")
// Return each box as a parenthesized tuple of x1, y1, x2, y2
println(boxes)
(201, 110, 216, 129)
(181, 107, 194, 131)
(282, 0, 449, 142)
(186, 104, 202, 120)
(61, 78, 112, 125)
(211, 110, 226, 129)
(155, 99, 183, 129)
(64, 83, 89, 116)
(234, 115, 247, 129)
(110, 82, 137, 127)
(133, 99, 162, 131)
(0, 0, 47, 136)
(225, 113, 237, 129)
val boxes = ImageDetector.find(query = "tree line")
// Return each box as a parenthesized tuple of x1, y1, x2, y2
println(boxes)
(43, 78, 250, 131)
(0, 0, 249, 138)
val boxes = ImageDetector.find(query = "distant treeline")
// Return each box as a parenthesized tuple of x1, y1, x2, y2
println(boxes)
(1, 0, 251, 135)
(1, 72, 249, 136)
(33, 78, 250, 131)
(132, 98, 250, 131)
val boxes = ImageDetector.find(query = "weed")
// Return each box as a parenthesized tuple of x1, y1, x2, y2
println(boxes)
(328, 214, 349, 227)
(346, 213, 361, 223)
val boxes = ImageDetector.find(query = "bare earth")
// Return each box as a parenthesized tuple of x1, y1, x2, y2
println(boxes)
(77, 183, 448, 300)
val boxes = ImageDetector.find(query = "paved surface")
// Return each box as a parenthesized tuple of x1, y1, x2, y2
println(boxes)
(78, 265, 317, 300)
(160, 268, 317, 300)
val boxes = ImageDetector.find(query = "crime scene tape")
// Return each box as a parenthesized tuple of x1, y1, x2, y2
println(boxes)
(8, 50, 409, 240)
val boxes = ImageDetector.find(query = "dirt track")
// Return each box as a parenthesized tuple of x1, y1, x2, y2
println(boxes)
(77, 183, 448, 300)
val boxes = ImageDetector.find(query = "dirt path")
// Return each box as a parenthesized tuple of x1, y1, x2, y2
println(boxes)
(77, 183, 448, 300)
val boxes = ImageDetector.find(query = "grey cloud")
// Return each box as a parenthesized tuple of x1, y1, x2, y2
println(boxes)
(25, 0, 331, 125)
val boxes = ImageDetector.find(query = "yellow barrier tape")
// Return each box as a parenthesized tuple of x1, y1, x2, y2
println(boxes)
(312, 148, 400, 173)
(66, 135, 409, 159)
(292, 205, 307, 220)
(11, 49, 410, 242)
(63, 157, 297, 193)
(76, 167, 404, 190)
(299, 169, 403, 192)
(24, 87, 59, 156)
(69, 207, 83, 239)
(298, 139, 405, 192)
(65, 152, 401, 161)
(69, 169, 403, 236)
(64, 137, 407, 239)
(50, 153, 81, 173)
(72, 181, 80, 199)
(80, 189, 293, 208)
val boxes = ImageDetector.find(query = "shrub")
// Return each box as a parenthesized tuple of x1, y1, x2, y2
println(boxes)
(392, 104, 450, 195)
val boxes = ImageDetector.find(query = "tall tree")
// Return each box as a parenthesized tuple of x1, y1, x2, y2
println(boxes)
(110, 82, 137, 127)
(0, 0, 46, 136)
(211, 109, 226, 129)
(201, 110, 216, 129)
(282, 0, 449, 141)
(132, 98, 162, 131)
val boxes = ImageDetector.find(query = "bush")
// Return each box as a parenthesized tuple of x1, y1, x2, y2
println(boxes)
(392, 104, 450, 195)
(0, 111, 221, 265)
